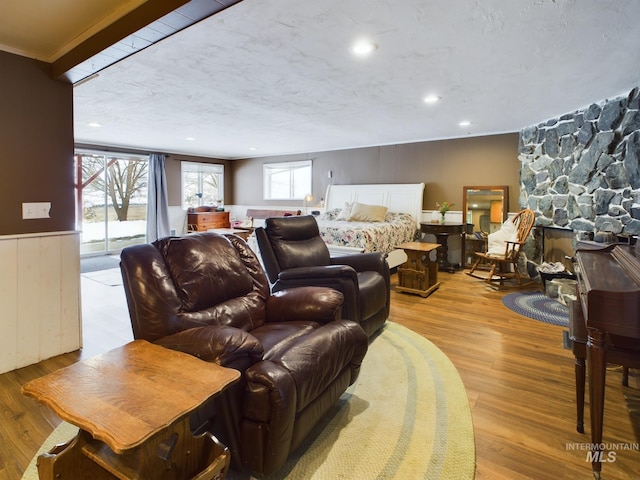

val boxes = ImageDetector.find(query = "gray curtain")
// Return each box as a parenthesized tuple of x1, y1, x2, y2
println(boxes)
(146, 153, 171, 242)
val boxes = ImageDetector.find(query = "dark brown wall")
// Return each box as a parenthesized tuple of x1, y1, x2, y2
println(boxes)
(0, 51, 74, 235)
(230, 133, 520, 212)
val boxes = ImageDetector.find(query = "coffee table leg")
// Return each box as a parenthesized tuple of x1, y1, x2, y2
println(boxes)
(37, 419, 230, 480)
(37, 430, 114, 479)
(82, 416, 229, 480)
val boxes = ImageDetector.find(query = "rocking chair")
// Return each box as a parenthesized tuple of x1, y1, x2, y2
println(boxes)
(466, 209, 535, 288)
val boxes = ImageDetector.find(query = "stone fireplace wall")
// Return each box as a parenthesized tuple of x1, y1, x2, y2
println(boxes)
(519, 86, 640, 239)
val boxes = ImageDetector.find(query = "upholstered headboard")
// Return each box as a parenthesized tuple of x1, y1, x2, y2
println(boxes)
(324, 183, 425, 228)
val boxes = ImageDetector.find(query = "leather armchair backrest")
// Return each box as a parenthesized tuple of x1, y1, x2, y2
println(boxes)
(260, 216, 331, 271)
(121, 233, 271, 341)
(156, 234, 254, 311)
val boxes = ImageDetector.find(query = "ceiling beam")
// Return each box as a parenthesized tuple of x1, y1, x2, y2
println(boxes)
(51, 0, 190, 80)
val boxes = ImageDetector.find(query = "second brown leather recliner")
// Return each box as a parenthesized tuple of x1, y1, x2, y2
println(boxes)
(255, 215, 390, 337)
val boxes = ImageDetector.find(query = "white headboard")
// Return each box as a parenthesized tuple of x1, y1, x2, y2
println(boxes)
(324, 183, 425, 228)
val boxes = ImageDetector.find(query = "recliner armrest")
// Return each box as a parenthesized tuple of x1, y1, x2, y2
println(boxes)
(155, 325, 264, 370)
(277, 264, 357, 282)
(266, 286, 344, 324)
(272, 266, 360, 322)
(330, 251, 388, 276)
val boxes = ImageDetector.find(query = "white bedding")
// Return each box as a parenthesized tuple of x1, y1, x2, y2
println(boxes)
(320, 183, 425, 268)
(316, 211, 419, 254)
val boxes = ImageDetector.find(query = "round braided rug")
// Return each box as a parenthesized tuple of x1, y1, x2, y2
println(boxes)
(501, 291, 569, 327)
(23, 322, 475, 480)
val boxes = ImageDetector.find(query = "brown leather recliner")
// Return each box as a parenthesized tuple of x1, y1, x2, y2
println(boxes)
(119, 232, 368, 477)
(255, 215, 390, 337)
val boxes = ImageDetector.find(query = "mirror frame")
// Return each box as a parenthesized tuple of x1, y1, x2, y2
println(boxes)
(462, 185, 509, 231)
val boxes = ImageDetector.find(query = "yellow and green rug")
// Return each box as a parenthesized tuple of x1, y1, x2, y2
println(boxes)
(23, 322, 475, 480)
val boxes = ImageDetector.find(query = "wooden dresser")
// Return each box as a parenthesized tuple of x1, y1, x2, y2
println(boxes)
(188, 210, 230, 232)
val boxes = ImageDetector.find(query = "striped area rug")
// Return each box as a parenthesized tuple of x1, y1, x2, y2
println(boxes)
(23, 322, 475, 480)
(501, 291, 569, 327)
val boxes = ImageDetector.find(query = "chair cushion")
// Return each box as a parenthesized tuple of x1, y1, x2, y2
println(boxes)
(487, 216, 518, 255)
(160, 233, 255, 311)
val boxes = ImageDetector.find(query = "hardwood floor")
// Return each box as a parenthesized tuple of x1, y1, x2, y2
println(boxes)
(1, 268, 638, 479)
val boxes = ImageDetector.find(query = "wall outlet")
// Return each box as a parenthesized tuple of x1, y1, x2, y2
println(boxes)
(22, 202, 51, 219)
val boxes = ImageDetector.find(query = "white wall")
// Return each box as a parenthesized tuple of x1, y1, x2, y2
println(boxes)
(0, 231, 81, 373)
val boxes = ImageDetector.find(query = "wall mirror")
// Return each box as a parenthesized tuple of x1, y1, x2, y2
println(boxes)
(462, 186, 509, 234)
(462, 186, 509, 267)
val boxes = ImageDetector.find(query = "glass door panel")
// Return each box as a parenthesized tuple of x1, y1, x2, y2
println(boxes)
(76, 153, 148, 255)
(79, 154, 107, 255)
(105, 157, 147, 251)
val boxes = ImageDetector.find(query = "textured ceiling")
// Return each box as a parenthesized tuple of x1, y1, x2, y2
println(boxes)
(30, 0, 640, 159)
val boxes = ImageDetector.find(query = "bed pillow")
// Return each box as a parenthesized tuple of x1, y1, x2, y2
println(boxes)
(348, 202, 388, 222)
(335, 202, 353, 220)
(321, 208, 341, 220)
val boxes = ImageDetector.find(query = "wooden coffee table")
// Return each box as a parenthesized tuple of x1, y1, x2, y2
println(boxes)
(396, 242, 441, 297)
(22, 340, 240, 480)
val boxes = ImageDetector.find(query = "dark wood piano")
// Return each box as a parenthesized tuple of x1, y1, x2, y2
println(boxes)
(574, 243, 640, 478)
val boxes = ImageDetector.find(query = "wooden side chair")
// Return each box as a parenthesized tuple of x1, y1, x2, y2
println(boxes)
(466, 208, 535, 288)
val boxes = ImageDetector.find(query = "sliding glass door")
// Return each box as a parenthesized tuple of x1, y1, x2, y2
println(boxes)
(76, 151, 148, 255)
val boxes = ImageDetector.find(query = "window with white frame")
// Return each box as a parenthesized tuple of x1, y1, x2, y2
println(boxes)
(182, 162, 224, 208)
(263, 160, 312, 200)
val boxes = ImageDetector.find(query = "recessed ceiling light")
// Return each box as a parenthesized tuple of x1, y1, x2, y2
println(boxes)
(186, 137, 195, 141)
(351, 39, 377, 56)
(249, 147, 257, 151)
(87, 122, 101, 127)
(423, 95, 441, 104)
(458, 121, 472, 127)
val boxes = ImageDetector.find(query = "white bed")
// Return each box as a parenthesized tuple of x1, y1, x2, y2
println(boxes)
(317, 183, 425, 268)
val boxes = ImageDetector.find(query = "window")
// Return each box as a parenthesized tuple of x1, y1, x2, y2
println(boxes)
(182, 162, 224, 208)
(263, 160, 312, 200)
(75, 150, 148, 255)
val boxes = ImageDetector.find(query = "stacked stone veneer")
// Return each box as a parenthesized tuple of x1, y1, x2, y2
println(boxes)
(519, 86, 640, 239)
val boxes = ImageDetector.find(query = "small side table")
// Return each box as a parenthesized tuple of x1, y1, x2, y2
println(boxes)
(420, 222, 466, 273)
(396, 242, 441, 297)
(22, 340, 240, 480)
